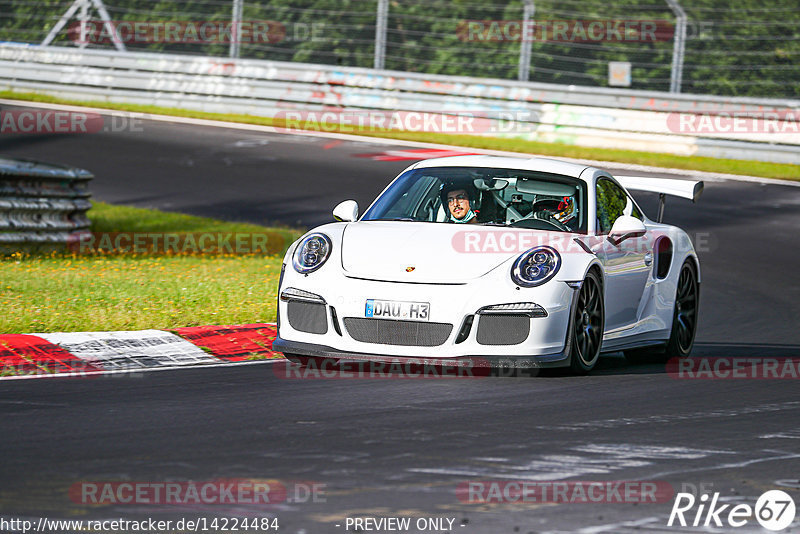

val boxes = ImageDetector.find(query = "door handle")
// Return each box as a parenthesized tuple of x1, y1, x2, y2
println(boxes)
(644, 252, 653, 266)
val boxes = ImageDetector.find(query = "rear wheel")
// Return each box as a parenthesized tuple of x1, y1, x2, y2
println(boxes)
(625, 260, 698, 363)
(666, 261, 699, 358)
(569, 270, 604, 374)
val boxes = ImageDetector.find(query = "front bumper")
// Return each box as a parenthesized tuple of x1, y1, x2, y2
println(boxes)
(275, 274, 580, 368)
(272, 335, 572, 369)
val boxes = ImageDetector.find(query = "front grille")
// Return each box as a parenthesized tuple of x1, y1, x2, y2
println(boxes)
(343, 318, 453, 347)
(287, 301, 328, 334)
(476, 314, 530, 345)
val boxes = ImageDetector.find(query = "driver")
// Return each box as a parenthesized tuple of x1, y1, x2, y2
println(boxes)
(440, 182, 478, 224)
(532, 195, 577, 228)
(553, 195, 577, 225)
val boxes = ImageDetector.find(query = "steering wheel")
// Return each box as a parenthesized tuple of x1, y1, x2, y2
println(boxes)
(513, 210, 571, 231)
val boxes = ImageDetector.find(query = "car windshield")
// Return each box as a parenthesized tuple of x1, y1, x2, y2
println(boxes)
(361, 166, 587, 233)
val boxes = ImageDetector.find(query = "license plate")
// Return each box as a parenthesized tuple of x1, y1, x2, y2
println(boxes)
(365, 299, 430, 321)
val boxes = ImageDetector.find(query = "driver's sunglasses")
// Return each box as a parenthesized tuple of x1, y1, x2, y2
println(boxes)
(447, 195, 469, 204)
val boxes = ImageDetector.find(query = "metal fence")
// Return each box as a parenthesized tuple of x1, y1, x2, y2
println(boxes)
(1, 0, 798, 98)
(1, 44, 797, 164)
(0, 157, 92, 252)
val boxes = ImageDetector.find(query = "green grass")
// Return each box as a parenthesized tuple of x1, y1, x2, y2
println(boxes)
(2, 89, 799, 181)
(89, 201, 282, 233)
(0, 202, 302, 334)
(88, 201, 299, 252)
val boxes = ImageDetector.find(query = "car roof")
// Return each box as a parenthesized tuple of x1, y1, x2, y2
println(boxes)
(409, 155, 592, 180)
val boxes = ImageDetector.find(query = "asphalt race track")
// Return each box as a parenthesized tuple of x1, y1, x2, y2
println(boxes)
(2, 108, 800, 533)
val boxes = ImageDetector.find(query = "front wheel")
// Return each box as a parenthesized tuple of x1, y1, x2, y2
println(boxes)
(569, 270, 605, 374)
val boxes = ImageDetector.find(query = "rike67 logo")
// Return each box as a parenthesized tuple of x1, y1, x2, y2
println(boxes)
(668, 490, 796, 531)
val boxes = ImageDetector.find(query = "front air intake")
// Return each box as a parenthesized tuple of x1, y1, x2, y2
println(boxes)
(476, 314, 530, 345)
(287, 301, 328, 334)
(343, 318, 452, 347)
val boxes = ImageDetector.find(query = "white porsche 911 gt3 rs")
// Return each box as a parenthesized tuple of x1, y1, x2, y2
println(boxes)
(273, 155, 702, 374)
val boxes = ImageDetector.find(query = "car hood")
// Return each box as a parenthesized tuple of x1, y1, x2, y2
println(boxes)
(340, 221, 565, 283)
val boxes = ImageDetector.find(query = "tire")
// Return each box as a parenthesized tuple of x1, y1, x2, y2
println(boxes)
(665, 261, 699, 358)
(624, 260, 699, 363)
(569, 270, 605, 374)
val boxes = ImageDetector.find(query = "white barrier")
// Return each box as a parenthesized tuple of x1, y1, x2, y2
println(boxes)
(1, 43, 798, 164)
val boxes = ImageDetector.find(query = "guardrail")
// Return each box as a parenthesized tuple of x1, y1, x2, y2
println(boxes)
(0, 156, 92, 253)
(0, 43, 798, 164)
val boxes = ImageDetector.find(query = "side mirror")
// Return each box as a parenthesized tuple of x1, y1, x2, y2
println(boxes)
(608, 215, 646, 245)
(333, 200, 359, 222)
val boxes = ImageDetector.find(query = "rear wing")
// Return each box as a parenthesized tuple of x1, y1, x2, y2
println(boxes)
(615, 175, 704, 223)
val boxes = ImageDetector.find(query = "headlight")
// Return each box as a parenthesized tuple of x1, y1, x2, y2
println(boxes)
(292, 233, 332, 274)
(511, 246, 561, 287)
